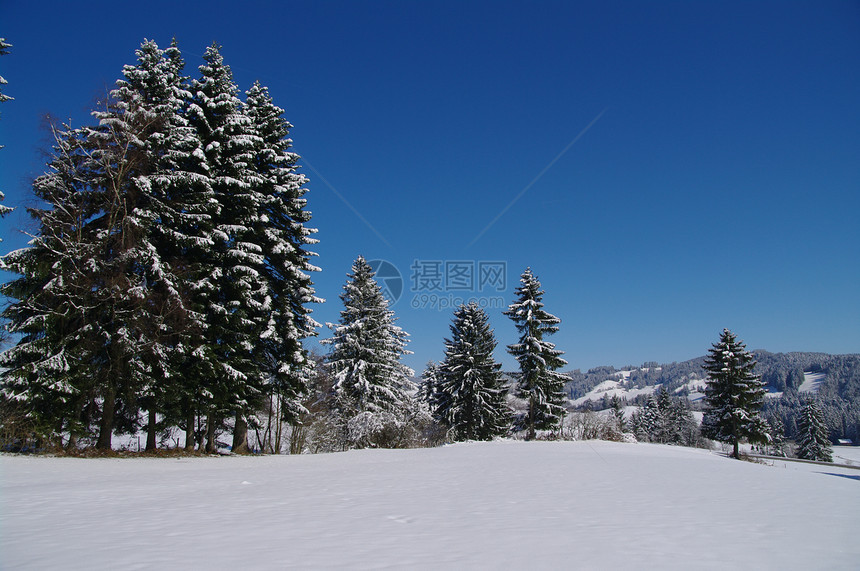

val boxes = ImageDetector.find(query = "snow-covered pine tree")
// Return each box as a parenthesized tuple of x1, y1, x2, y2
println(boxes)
(504, 268, 568, 439)
(322, 256, 414, 448)
(701, 328, 769, 458)
(417, 361, 443, 417)
(93, 39, 217, 451)
(631, 395, 660, 442)
(0, 126, 96, 448)
(610, 394, 626, 432)
(0, 110, 156, 450)
(151, 39, 220, 452)
(436, 302, 510, 441)
(244, 81, 321, 436)
(188, 43, 273, 452)
(0, 37, 14, 220)
(795, 398, 832, 462)
(767, 414, 787, 457)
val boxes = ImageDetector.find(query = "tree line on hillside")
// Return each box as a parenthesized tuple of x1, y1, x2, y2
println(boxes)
(573, 349, 860, 447)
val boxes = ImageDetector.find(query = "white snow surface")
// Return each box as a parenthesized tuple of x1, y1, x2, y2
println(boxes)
(798, 371, 826, 393)
(2, 441, 859, 570)
(573, 380, 659, 406)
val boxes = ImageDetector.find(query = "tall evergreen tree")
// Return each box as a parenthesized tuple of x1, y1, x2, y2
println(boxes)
(243, 81, 320, 436)
(504, 268, 568, 439)
(702, 328, 769, 458)
(322, 256, 413, 445)
(0, 39, 321, 452)
(92, 39, 217, 451)
(436, 302, 510, 441)
(796, 398, 832, 462)
(1, 40, 208, 450)
(188, 43, 272, 452)
(0, 125, 100, 447)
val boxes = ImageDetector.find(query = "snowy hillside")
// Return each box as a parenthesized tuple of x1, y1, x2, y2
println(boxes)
(574, 369, 827, 408)
(3, 441, 858, 569)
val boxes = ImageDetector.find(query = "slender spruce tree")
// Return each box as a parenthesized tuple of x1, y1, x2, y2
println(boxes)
(504, 268, 568, 439)
(796, 398, 832, 462)
(436, 302, 510, 441)
(244, 81, 321, 436)
(188, 43, 273, 452)
(701, 328, 769, 458)
(323, 256, 413, 446)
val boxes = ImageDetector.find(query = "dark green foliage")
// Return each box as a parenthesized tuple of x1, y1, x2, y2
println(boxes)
(436, 302, 510, 441)
(796, 399, 832, 462)
(505, 268, 568, 439)
(322, 257, 413, 448)
(630, 388, 700, 446)
(0, 40, 318, 451)
(701, 329, 769, 458)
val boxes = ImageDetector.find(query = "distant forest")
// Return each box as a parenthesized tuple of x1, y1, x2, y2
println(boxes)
(562, 351, 860, 444)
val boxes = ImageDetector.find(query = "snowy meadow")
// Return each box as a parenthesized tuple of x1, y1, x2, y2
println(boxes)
(2, 441, 858, 570)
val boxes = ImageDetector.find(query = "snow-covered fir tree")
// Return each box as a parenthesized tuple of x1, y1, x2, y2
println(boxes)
(0, 37, 14, 219)
(417, 361, 442, 415)
(766, 414, 787, 457)
(436, 302, 510, 441)
(243, 81, 321, 435)
(633, 387, 699, 446)
(188, 43, 280, 452)
(322, 256, 414, 447)
(504, 268, 568, 439)
(701, 329, 769, 458)
(95, 39, 216, 451)
(610, 394, 626, 432)
(795, 398, 832, 462)
(0, 125, 100, 447)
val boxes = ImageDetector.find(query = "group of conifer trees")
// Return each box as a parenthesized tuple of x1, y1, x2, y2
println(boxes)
(323, 259, 570, 446)
(0, 40, 320, 451)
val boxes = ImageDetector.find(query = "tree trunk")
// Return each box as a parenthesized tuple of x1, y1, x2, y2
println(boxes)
(733, 439, 740, 459)
(205, 415, 217, 453)
(145, 407, 158, 451)
(96, 384, 116, 450)
(232, 414, 250, 454)
(527, 396, 536, 441)
(185, 408, 196, 451)
(66, 396, 86, 451)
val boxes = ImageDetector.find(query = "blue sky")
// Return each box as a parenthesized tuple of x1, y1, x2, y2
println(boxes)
(1, 1, 858, 372)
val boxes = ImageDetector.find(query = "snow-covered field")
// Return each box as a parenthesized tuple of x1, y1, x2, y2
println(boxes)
(2, 441, 858, 570)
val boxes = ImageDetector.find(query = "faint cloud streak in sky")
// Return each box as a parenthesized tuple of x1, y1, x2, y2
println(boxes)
(468, 107, 608, 248)
(302, 158, 394, 249)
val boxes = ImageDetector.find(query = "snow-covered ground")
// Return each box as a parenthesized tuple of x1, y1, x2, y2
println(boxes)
(572, 379, 660, 407)
(2, 441, 858, 570)
(798, 371, 827, 393)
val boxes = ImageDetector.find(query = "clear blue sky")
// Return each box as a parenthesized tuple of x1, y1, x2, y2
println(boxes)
(1, 1, 858, 372)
